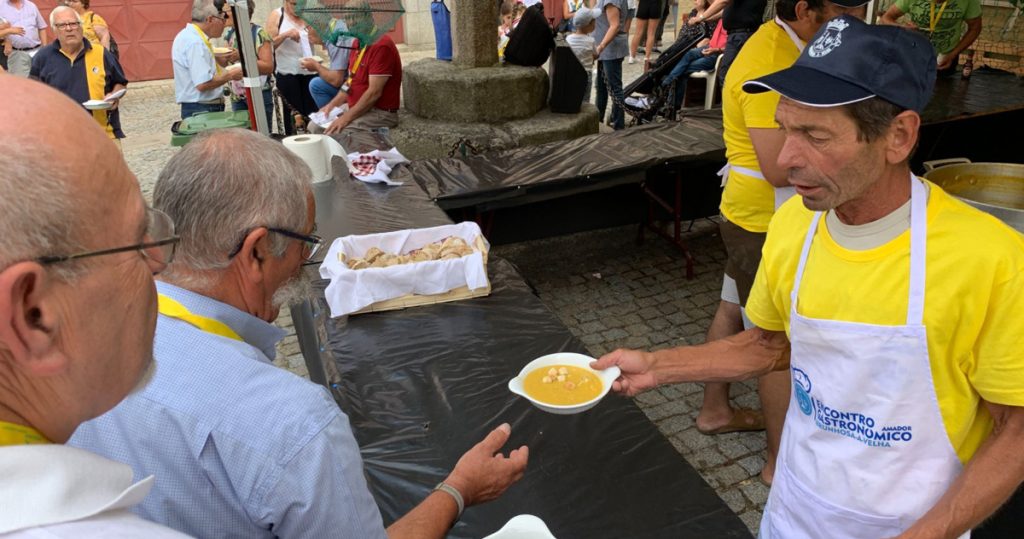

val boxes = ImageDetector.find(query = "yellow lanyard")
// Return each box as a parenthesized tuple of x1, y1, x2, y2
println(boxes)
(193, 23, 223, 75)
(344, 46, 368, 87)
(929, 0, 950, 33)
(0, 421, 49, 446)
(158, 294, 242, 342)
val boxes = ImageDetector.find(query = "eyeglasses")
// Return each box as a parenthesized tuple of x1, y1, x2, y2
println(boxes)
(228, 227, 324, 261)
(37, 207, 180, 275)
(54, 21, 81, 30)
(211, 12, 228, 22)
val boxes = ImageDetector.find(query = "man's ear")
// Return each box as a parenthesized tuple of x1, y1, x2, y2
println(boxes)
(234, 227, 271, 286)
(0, 262, 67, 376)
(794, 0, 812, 22)
(886, 110, 921, 165)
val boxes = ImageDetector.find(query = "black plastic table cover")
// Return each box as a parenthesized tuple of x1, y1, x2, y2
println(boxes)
(313, 258, 751, 538)
(306, 165, 751, 538)
(401, 113, 727, 210)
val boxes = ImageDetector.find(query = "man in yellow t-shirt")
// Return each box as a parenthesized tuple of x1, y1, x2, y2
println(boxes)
(595, 16, 1024, 537)
(697, 0, 866, 486)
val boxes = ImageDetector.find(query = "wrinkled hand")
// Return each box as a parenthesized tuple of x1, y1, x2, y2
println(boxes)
(226, 67, 244, 81)
(300, 57, 320, 71)
(324, 115, 346, 134)
(285, 28, 300, 41)
(9, 25, 25, 36)
(444, 423, 529, 507)
(936, 54, 954, 71)
(103, 93, 122, 110)
(225, 50, 240, 63)
(591, 348, 658, 396)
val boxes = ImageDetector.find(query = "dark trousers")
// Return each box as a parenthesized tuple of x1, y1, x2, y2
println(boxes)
(275, 72, 317, 135)
(181, 101, 225, 119)
(663, 47, 718, 108)
(717, 29, 755, 87)
(596, 58, 625, 130)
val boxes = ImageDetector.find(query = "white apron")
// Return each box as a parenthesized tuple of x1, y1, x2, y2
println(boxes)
(760, 177, 967, 539)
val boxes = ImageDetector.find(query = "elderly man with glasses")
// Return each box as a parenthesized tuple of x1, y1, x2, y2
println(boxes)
(30, 6, 127, 150)
(0, 76, 186, 537)
(71, 128, 529, 539)
(172, 0, 242, 119)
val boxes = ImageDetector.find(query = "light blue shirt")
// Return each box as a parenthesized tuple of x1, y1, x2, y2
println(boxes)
(327, 18, 354, 71)
(69, 282, 387, 539)
(171, 24, 223, 104)
(0, 0, 46, 49)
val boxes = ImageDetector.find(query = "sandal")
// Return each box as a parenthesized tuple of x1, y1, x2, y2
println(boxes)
(696, 408, 766, 435)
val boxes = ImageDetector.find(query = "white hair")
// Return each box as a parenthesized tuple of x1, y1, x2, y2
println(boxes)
(0, 135, 84, 281)
(153, 129, 313, 290)
(191, 0, 220, 22)
(49, 6, 83, 28)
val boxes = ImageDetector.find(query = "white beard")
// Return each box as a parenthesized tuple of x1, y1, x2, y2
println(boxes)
(271, 271, 313, 309)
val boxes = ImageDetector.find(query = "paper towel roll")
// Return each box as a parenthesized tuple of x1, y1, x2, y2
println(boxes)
(283, 134, 349, 183)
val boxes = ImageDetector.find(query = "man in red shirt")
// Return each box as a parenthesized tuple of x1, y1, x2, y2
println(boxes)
(323, 33, 401, 134)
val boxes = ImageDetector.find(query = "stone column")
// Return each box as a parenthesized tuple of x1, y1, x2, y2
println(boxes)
(450, 0, 498, 68)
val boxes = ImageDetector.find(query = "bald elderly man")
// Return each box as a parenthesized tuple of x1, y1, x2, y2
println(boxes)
(0, 77, 185, 536)
(71, 128, 529, 539)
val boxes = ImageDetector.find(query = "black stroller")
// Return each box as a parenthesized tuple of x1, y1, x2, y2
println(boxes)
(622, 23, 712, 123)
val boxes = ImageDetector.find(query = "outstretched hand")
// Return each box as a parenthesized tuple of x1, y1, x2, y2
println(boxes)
(591, 348, 658, 396)
(444, 423, 529, 507)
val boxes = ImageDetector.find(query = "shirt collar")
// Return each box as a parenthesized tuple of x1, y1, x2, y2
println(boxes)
(57, 38, 91, 61)
(0, 445, 154, 533)
(156, 281, 287, 361)
(774, 16, 806, 53)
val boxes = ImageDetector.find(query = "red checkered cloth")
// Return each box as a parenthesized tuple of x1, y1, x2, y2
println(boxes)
(351, 155, 383, 176)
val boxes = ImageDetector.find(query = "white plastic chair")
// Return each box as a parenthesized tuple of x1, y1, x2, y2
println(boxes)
(688, 53, 724, 110)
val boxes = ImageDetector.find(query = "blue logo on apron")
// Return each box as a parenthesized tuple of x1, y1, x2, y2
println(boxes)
(793, 367, 813, 416)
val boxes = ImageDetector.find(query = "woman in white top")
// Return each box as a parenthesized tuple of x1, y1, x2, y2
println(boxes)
(267, 0, 320, 134)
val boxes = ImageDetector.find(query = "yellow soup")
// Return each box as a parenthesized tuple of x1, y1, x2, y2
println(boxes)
(523, 364, 603, 406)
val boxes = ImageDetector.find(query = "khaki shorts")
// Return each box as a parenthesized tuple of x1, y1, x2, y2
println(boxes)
(720, 218, 767, 306)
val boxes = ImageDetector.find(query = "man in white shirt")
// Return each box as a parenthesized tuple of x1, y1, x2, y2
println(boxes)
(0, 76, 186, 538)
(0, 0, 49, 76)
(172, 0, 242, 119)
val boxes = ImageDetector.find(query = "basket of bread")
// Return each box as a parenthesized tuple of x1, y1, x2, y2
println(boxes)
(319, 222, 491, 317)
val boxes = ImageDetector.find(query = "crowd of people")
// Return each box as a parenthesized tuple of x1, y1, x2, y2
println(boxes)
(2, 1, 1021, 538)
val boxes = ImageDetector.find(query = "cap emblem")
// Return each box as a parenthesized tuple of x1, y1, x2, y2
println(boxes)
(808, 18, 850, 58)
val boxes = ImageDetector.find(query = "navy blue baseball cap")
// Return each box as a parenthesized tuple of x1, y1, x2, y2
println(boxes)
(743, 16, 936, 113)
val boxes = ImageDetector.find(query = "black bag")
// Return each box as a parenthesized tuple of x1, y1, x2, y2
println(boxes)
(90, 12, 119, 60)
(504, 4, 554, 67)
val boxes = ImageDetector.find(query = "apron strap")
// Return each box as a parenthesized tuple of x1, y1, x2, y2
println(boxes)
(790, 211, 822, 311)
(907, 175, 927, 325)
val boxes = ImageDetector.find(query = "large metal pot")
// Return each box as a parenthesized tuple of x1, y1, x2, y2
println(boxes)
(922, 158, 1024, 233)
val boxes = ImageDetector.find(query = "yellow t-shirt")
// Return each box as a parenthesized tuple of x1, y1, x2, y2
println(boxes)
(82, 11, 107, 47)
(746, 183, 1024, 463)
(720, 20, 801, 233)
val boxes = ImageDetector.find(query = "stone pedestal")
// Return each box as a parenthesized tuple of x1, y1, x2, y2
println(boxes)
(393, 1, 599, 159)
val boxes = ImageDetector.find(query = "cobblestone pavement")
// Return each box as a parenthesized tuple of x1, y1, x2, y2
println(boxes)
(494, 222, 767, 534)
(118, 29, 768, 536)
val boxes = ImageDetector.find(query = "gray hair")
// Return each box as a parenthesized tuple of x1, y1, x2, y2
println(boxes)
(49, 5, 82, 28)
(840, 97, 906, 142)
(0, 135, 84, 281)
(191, 0, 220, 22)
(153, 129, 312, 290)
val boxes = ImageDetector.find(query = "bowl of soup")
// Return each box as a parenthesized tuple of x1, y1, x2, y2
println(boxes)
(508, 353, 620, 414)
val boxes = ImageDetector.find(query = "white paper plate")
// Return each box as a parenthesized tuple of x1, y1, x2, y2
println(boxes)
(213, 46, 232, 55)
(83, 99, 112, 110)
(105, 88, 127, 101)
(483, 515, 557, 539)
(304, 55, 324, 63)
(508, 353, 620, 415)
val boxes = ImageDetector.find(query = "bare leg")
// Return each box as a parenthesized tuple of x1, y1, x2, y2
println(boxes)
(629, 18, 646, 59)
(644, 19, 659, 59)
(758, 370, 790, 485)
(695, 300, 744, 432)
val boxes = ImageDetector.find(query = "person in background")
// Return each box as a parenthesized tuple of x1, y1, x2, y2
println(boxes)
(0, 0, 48, 77)
(223, 0, 274, 127)
(688, 0, 765, 86)
(567, 7, 599, 103)
(267, 0, 321, 135)
(879, 0, 982, 76)
(171, 0, 242, 119)
(70, 128, 529, 539)
(624, 0, 637, 59)
(596, 17, 1024, 537)
(595, 0, 628, 129)
(302, 16, 353, 110)
(0, 74, 187, 539)
(321, 30, 402, 135)
(627, 16, 725, 111)
(562, 0, 592, 32)
(30, 6, 127, 150)
(0, 17, 19, 70)
(63, 0, 109, 50)
(629, 0, 663, 64)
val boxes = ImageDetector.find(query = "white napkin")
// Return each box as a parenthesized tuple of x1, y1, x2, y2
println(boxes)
(309, 104, 349, 128)
(346, 147, 409, 186)
(319, 222, 489, 317)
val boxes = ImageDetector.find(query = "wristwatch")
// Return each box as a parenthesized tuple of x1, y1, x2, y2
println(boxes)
(433, 482, 465, 519)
